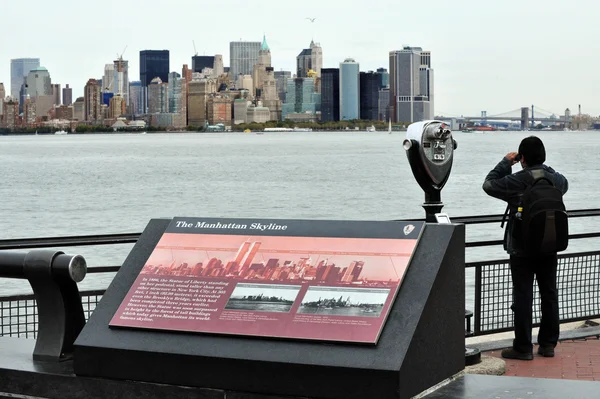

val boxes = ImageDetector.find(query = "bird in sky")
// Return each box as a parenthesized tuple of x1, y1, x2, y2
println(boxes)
(306, 17, 316, 22)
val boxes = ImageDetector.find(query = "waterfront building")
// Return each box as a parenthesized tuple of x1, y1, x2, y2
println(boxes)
(73, 97, 85, 121)
(55, 105, 73, 120)
(10, 58, 40, 112)
(103, 64, 115, 93)
(233, 99, 249, 124)
(167, 72, 182, 113)
(378, 88, 390, 122)
(360, 71, 380, 121)
(62, 84, 72, 106)
(23, 96, 36, 126)
(320, 68, 339, 122)
(150, 113, 174, 129)
(274, 71, 291, 101)
(207, 95, 232, 127)
(113, 58, 129, 108)
(168, 72, 186, 129)
(339, 58, 359, 120)
(192, 56, 215, 74)
(140, 50, 170, 86)
(230, 41, 261, 77)
(84, 79, 102, 122)
(188, 78, 217, 126)
(0, 83, 5, 115)
(147, 77, 168, 114)
(281, 77, 318, 120)
(246, 101, 271, 124)
(52, 84, 61, 106)
(1, 98, 18, 128)
(128, 81, 145, 115)
(296, 41, 323, 79)
(389, 46, 434, 123)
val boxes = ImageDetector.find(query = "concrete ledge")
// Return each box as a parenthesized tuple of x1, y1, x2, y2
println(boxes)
(464, 356, 505, 376)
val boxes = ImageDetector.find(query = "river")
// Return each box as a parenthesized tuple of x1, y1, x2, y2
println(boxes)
(1, 130, 598, 310)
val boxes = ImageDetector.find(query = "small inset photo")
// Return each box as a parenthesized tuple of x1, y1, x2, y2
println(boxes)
(298, 286, 390, 317)
(225, 283, 301, 313)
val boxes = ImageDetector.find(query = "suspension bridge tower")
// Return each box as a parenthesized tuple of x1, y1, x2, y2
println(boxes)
(520, 107, 529, 130)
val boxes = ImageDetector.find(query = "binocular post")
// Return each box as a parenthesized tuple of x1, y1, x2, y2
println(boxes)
(423, 191, 444, 223)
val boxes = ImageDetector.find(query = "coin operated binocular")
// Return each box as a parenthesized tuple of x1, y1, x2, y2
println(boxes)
(403, 120, 457, 222)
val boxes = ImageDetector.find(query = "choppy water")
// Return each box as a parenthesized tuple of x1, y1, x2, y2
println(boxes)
(2, 130, 598, 312)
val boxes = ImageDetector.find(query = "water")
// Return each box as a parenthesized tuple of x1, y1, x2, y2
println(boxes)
(2, 130, 598, 310)
(225, 301, 293, 313)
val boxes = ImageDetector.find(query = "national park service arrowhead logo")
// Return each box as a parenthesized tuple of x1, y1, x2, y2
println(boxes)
(403, 224, 415, 236)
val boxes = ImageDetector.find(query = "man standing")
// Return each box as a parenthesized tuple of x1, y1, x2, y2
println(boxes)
(482, 136, 568, 360)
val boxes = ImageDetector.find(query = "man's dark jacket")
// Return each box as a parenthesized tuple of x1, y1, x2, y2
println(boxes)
(482, 157, 569, 255)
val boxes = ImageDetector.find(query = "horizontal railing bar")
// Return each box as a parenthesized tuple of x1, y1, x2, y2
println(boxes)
(396, 208, 600, 225)
(0, 233, 141, 250)
(0, 208, 598, 251)
(86, 266, 121, 273)
(0, 289, 106, 302)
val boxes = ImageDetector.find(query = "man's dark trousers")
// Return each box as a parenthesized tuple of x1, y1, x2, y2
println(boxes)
(510, 254, 560, 353)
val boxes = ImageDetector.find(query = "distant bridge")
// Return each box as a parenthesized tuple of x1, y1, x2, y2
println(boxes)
(435, 105, 572, 129)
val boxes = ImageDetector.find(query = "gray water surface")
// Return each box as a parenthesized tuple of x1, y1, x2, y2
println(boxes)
(1, 130, 597, 306)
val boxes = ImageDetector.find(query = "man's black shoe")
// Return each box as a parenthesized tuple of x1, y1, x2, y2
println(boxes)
(537, 345, 555, 357)
(501, 348, 533, 360)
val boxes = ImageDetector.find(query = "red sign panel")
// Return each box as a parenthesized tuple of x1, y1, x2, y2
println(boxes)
(110, 218, 424, 344)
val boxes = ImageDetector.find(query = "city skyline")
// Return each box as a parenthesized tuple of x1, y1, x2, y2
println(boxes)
(139, 233, 415, 283)
(1, 0, 597, 116)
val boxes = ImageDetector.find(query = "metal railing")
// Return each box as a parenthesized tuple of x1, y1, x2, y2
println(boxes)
(2, 209, 600, 338)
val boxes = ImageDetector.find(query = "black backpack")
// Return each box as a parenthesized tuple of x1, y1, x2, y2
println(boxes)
(514, 170, 569, 254)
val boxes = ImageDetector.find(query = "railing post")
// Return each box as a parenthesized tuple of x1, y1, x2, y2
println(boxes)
(0, 250, 87, 361)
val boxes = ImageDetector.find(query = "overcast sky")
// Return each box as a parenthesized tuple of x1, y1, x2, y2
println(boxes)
(1, 0, 598, 116)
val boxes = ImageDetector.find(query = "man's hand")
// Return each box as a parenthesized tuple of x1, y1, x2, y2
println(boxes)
(505, 152, 519, 165)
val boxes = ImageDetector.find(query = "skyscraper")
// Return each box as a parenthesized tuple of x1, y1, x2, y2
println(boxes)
(84, 79, 102, 122)
(320, 68, 339, 122)
(281, 78, 318, 120)
(389, 46, 434, 123)
(360, 71, 380, 121)
(52, 83, 61, 106)
(296, 41, 323, 79)
(192, 56, 215, 74)
(113, 58, 129, 107)
(377, 67, 390, 88)
(26, 67, 54, 117)
(229, 41, 261, 77)
(62, 84, 72, 106)
(147, 77, 168, 113)
(339, 58, 360, 121)
(128, 81, 144, 115)
(103, 64, 115, 93)
(167, 72, 182, 114)
(274, 71, 291, 101)
(213, 55, 224, 77)
(252, 35, 272, 96)
(140, 50, 170, 86)
(10, 58, 40, 102)
(0, 83, 5, 115)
